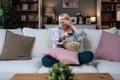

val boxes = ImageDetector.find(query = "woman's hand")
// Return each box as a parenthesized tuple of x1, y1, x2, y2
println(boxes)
(64, 19, 73, 27)
(64, 19, 78, 32)
(60, 32, 71, 41)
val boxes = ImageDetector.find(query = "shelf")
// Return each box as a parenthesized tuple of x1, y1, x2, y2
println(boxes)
(14, 0, 39, 28)
(97, 0, 119, 29)
(15, 10, 38, 12)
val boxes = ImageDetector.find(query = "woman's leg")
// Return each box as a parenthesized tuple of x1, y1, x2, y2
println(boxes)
(78, 51, 94, 64)
(41, 55, 59, 67)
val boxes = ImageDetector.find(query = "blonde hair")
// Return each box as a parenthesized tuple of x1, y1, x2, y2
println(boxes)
(58, 13, 70, 20)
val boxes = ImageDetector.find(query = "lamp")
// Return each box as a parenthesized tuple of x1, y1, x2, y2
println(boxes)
(117, 11, 120, 21)
(44, 7, 55, 24)
(90, 17, 96, 24)
(45, 7, 54, 16)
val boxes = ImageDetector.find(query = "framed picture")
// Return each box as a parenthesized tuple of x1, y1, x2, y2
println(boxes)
(28, 15, 34, 21)
(22, 3, 29, 10)
(70, 17, 77, 24)
(86, 18, 91, 24)
(21, 15, 26, 21)
(63, 0, 78, 8)
(116, 4, 120, 10)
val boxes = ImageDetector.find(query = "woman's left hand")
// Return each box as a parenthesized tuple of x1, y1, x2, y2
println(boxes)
(64, 19, 73, 27)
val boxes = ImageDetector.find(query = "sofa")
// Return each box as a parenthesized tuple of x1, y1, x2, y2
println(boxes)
(0, 27, 120, 80)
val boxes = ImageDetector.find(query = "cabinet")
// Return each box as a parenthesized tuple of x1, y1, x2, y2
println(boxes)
(45, 24, 96, 30)
(14, 0, 41, 29)
(97, 0, 120, 29)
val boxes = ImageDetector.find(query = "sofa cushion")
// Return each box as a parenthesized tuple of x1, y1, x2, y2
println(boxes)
(95, 31, 120, 61)
(0, 57, 42, 73)
(94, 60, 120, 74)
(38, 64, 98, 73)
(0, 31, 35, 60)
(43, 48, 79, 65)
(23, 28, 52, 57)
(84, 27, 118, 54)
(0, 28, 23, 55)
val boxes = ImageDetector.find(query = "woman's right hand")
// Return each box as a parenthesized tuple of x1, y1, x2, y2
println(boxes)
(60, 32, 70, 41)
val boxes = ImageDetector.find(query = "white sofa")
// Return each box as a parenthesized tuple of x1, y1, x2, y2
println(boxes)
(0, 27, 120, 80)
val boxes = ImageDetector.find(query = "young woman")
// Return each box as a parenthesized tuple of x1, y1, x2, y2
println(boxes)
(41, 13, 93, 67)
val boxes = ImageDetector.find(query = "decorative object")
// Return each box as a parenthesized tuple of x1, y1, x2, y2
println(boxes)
(28, 15, 34, 21)
(95, 31, 120, 62)
(116, 4, 120, 10)
(63, 0, 78, 8)
(22, 3, 29, 10)
(44, 7, 55, 24)
(21, 15, 27, 21)
(116, 11, 120, 21)
(86, 17, 91, 24)
(46, 62, 76, 80)
(43, 48, 79, 65)
(70, 17, 77, 24)
(90, 17, 96, 23)
(0, 2, 18, 29)
(0, 31, 35, 60)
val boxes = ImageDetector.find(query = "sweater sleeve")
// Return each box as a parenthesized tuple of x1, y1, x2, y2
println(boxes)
(51, 28, 64, 48)
(74, 29, 87, 42)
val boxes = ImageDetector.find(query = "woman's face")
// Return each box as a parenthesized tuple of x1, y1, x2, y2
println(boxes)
(58, 18, 69, 29)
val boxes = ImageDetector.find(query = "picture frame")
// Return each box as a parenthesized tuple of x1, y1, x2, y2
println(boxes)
(63, 0, 78, 8)
(70, 17, 77, 24)
(116, 4, 120, 10)
(21, 15, 27, 21)
(28, 15, 34, 21)
(86, 18, 91, 24)
(22, 3, 29, 10)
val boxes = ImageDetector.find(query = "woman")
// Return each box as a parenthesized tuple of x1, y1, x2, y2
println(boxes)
(41, 13, 93, 67)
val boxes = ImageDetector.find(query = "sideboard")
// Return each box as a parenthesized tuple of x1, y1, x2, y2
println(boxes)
(45, 24, 96, 29)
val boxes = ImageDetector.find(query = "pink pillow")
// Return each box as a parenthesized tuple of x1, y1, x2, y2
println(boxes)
(43, 48, 79, 64)
(95, 31, 120, 61)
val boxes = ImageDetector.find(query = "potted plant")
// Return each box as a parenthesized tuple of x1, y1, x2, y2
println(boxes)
(0, 2, 18, 29)
(46, 62, 76, 80)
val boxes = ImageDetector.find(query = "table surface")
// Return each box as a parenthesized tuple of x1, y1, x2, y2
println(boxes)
(11, 73, 114, 80)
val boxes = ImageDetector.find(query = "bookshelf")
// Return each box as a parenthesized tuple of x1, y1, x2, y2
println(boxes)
(14, 0, 40, 29)
(97, 0, 120, 29)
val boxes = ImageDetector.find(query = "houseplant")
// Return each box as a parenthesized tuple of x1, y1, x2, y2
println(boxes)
(46, 62, 76, 80)
(0, 2, 18, 29)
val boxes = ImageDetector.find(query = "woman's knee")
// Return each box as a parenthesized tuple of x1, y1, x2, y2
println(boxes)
(78, 51, 94, 64)
(41, 55, 59, 67)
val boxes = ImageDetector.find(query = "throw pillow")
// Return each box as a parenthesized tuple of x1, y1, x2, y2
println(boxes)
(0, 31, 35, 60)
(43, 48, 79, 65)
(95, 31, 120, 62)
(84, 27, 118, 54)
(0, 28, 23, 55)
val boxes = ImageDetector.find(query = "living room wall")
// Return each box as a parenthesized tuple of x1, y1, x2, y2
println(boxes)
(42, 0, 96, 17)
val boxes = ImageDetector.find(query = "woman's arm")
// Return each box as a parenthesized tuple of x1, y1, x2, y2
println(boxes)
(51, 28, 69, 48)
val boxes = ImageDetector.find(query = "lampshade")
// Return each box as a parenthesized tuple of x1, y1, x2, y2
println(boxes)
(90, 17, 96, 23)
(117, 11, 120, 21)
(44, 7, 54, 16)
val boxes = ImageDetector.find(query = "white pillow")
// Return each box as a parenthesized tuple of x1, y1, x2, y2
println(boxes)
(23, 28, 52, 57)
(103, 27, 118, 34)
(0, 28, 23, 55)
(84, 27, 118, 54)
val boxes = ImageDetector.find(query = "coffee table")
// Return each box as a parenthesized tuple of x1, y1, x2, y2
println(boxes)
(11, 73, 114, 80)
